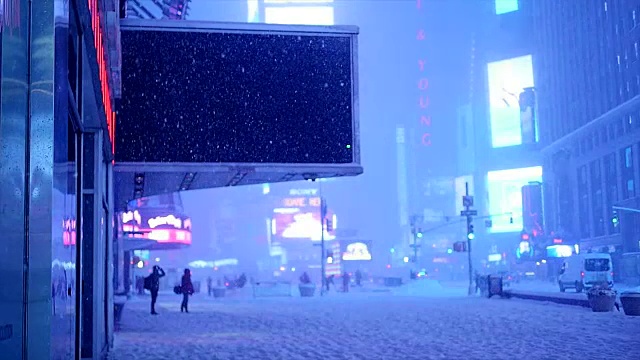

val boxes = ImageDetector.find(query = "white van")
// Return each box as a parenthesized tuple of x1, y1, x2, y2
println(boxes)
(558, 253, 614, 292)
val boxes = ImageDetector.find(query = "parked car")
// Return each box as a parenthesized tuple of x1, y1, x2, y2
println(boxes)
(558, 253, 614, 292)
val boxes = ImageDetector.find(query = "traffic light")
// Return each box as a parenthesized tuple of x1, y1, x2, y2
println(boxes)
(326, 218, 333, 232)
(612, 211, 619, 227)
(453, 241, 467, 252)
(467, 224, 475, 240)
(416, 230, 423, 238)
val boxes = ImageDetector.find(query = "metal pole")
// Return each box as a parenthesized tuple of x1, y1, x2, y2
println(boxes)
(465, 182, 474, 296)
(320, 196, 326, 296)
(413, 231, 418, 264)
(612, 205, 640, 214)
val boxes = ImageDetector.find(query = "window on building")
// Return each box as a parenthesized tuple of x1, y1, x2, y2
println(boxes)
(621, 146, 635, 199)
(625, 113, 634, 133)
(263, 0, 335, 25)
(604, 153, 620, 234)
(616, 118, 625, 137)
(625, 146, 633, 168)
(590, 159, 605, 237)
(577, 165, 591, 239)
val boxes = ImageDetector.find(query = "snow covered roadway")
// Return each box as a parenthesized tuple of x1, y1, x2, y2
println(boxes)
(108, 284, 640, 360)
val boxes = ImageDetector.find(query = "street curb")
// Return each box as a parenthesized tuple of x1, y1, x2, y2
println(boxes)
(504, 290, 591, 308)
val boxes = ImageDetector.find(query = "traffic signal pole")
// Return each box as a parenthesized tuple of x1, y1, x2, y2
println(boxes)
(461, 182, 476, 296)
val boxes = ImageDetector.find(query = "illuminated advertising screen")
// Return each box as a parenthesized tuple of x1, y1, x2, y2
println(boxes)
(118, 21, 357, 164)
(272, 194, 336, 242)
(487, 166, 542, 233)
(487, 55, 534, 148)
(121, 209, 192, 247)
(341, 241, 372, 261)
(495, 0, 518, 15)
(547, 245, 573, 258)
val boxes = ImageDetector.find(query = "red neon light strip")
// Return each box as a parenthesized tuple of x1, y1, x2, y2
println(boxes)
(416, 0, 431, 147)
(88, 0, 116, 155)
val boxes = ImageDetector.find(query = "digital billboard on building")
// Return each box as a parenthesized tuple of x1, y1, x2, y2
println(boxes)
(487, 55, 535, 148)
(487, 166, 542, 233)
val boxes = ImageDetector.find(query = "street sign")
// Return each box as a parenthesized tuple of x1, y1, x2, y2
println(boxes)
(460, 210, 478, 217)
(462, 195, 474, 207)
(453, 241, 467, 252)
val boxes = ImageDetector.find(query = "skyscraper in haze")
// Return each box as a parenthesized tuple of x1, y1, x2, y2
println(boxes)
(535, 0, 640, 281)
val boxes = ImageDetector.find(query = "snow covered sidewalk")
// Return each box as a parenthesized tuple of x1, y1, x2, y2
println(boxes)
(108, 291, 640, 360)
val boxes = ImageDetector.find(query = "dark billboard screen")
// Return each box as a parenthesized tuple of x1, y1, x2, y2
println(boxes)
(117, 22, 357, 164)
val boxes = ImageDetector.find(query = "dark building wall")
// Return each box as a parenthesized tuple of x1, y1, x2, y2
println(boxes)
(0, 0, 116, 358)
(535, 0, 640, 255)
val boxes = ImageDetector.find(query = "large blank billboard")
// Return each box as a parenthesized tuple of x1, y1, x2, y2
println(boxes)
(117, 20, 359, 165)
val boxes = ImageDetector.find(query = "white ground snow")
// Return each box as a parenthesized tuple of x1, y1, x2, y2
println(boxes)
(108, 282, 640, 360)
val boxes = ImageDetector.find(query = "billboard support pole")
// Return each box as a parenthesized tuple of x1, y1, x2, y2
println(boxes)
(320, 197, 327, 296)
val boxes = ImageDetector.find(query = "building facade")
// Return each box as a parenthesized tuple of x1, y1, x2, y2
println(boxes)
(534, 0, 640, 282)
(0, 0, 117, 358)
(455, 0, 544, 272)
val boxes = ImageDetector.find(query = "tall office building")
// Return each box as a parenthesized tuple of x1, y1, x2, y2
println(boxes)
(535, 0, 640, 281)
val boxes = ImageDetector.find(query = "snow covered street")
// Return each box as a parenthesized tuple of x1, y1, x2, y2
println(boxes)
(108, 285, 640, 360)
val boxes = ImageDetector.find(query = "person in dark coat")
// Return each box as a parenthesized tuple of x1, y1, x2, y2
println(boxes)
(342, 272, 351, 292)
(181, 269, 194, 313)
(149, 265, 165, 315)
(207, 276, 213, 296)
(355, 270, 362, 287)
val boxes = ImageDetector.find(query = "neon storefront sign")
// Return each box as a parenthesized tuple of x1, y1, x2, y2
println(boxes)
(122, 210, 142, 225)
(148, 214, 183, 229)
(63, 218, 77, 246)
(416, 0, 432, 147)
(121, 210, 192, 246)
(87, 0, 116, 153)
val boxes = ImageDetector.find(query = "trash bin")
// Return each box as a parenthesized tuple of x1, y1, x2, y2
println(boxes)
(113, 294, 127, 330)
(620, 291, 640, 316)
(298, 284, 316, 297)
(487, 275, 503, 298)
(587, 287, 617, 312)
(212, 287, 226, 298)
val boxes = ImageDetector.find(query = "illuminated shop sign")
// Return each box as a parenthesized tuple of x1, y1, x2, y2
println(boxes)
(342, 241, 372, 261)
(546, 245, 573, 258)
(289, 189, 319, 196)
(63, 218, 77, 246)
(148, 214, 184, 229)
(87, 0, 116, 153)
(281, 197, 322, 208)
(416, 0, 432, 147)
(516, 240, 534, 259)
(121, 210, 192, 246)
